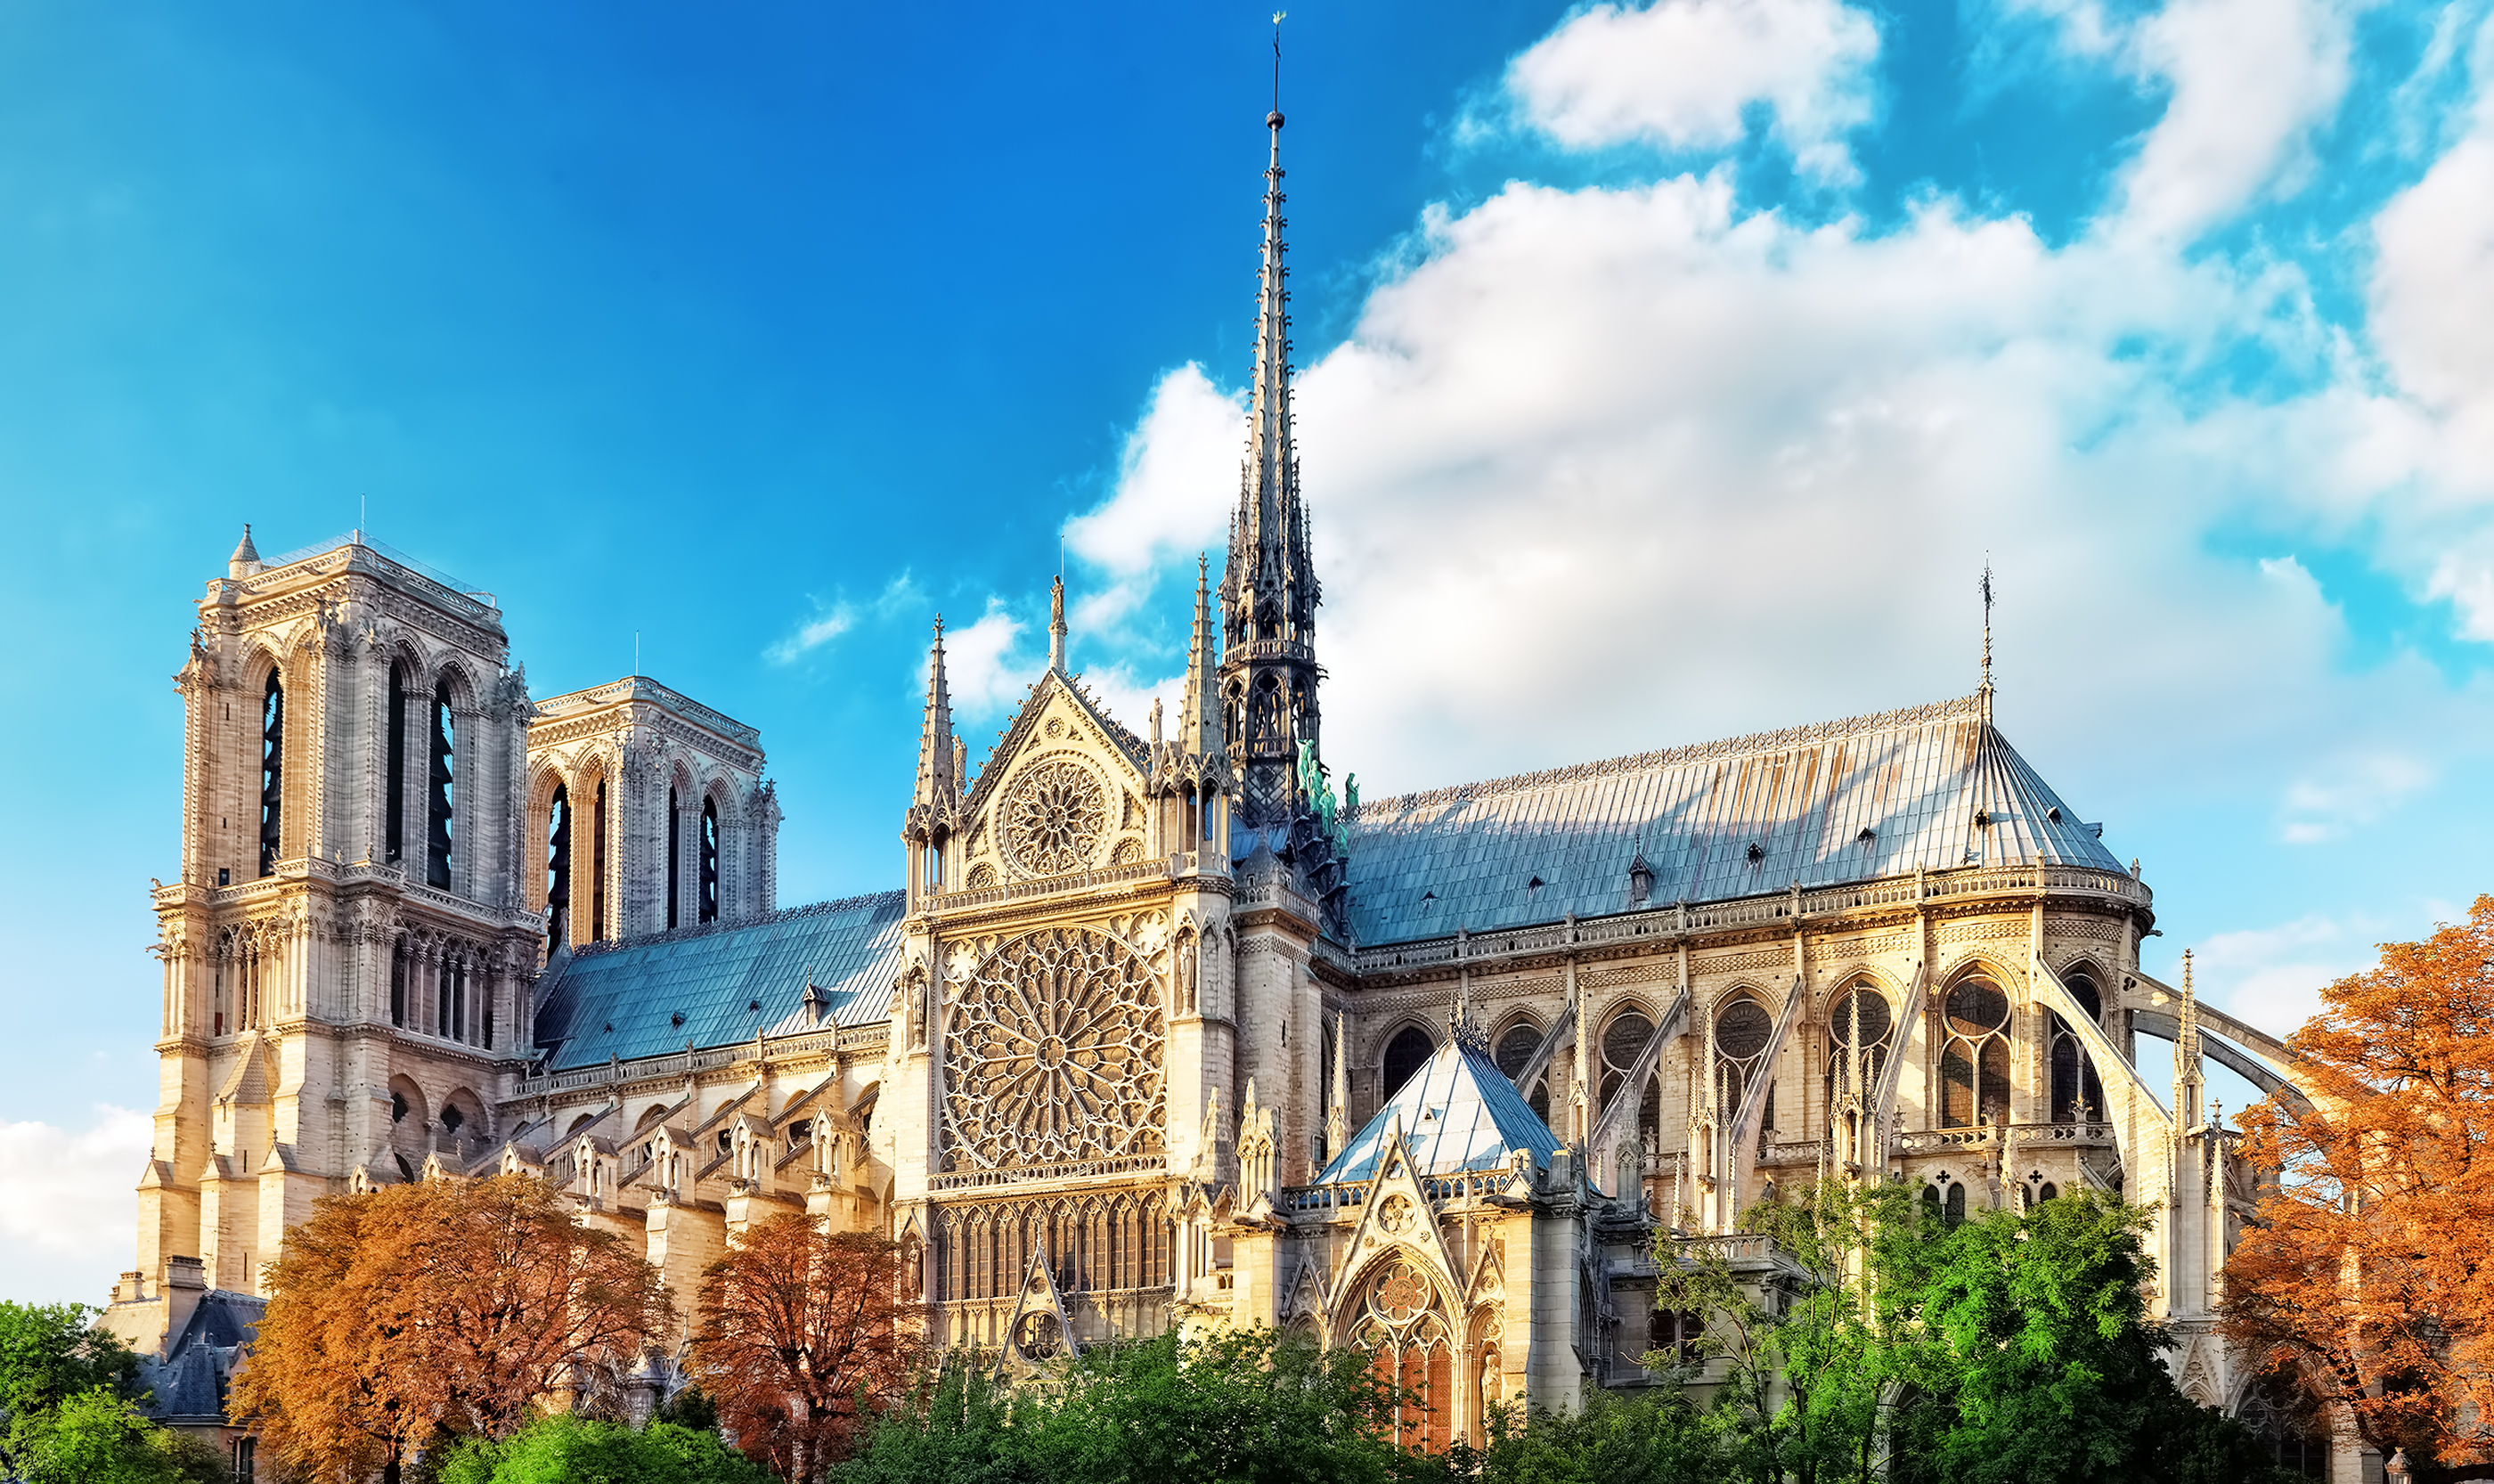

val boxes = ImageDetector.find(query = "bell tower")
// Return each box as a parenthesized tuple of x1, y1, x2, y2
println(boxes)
(111, 530, 542, 1355)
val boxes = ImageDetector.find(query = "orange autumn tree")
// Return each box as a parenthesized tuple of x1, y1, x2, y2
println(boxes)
(232, 1173, 670, 1484)
(689, 1216, 910, 1483)
(2221, 895, 2494, 1474)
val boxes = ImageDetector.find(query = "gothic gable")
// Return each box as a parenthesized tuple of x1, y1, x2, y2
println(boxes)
(960, 672, 1154, 887)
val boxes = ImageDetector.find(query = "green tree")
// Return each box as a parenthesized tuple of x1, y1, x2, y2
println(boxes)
(0, 1302, 224, 1484)
(838, 1330, 1439, 1484)
(436, 1414, 770, 1484)
(1458, 1388, 1715, 1484)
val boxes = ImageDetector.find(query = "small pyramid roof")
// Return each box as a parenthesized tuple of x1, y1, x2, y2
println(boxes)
(1316, 1035, 1561, 1186)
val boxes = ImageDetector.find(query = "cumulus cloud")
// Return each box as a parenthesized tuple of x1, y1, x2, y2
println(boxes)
(2108, 0, 2357, 242)
(939, 599, 1039, 714)
(0, 1105, 150, 1304)
(1508, 0, 1880, 181)
(1063, 364, 1242, 632)
(2189, 915, 2385, 1038)
(2277, 754, 2433, 843)
(765, 604, 853, 665)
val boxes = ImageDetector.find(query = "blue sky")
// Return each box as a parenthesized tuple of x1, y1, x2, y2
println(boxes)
(6, 0, 2494, 1300)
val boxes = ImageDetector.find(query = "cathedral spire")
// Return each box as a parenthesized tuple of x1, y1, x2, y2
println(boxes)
(1977, 561, 1995, 724)
(1219, 50, 1324, 828)
(914, 616, 957, 808)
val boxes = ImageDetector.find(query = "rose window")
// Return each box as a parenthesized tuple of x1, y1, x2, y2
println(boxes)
(943, 927, 1166, 1175)
(1001, 758, 1109, 877)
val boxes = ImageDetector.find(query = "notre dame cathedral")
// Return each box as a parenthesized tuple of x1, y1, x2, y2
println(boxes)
(103, 100, 2332, 1469)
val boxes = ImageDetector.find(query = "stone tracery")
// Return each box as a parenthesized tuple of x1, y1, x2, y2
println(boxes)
(942, 926, 1165, 1177)
(1000, 756, 1109, 877)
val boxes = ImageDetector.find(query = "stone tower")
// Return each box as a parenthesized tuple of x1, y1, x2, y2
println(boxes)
(110, 531, 542, 1353)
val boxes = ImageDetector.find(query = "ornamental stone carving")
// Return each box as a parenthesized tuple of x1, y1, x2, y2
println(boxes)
(1000, 756, 1109, 878)
(941, 926, 1165, 1175)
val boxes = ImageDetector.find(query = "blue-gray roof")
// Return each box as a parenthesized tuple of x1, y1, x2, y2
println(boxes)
(1317, 1036, 1563, 1185)
(534, 892, 906, 1070)
(1343, 694, 2120, 947)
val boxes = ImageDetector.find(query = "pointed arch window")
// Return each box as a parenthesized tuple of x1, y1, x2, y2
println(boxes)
(1601, 1007, 1662, 1162)
(666, 785, 681, 931)
(426, 682, 454, 889)
(1940, 974, 2013, 1128)
(390, 940, 407, 1028)
(1713, 996, 1773, 1116)
(1353, 1260, 1455, 1452)
(1825, 979, 1896, 1110)
(385, 663, 408, 865)
(591, 778, 609, 942)
(2050, 969, 2107, 1123)
(1492, 1020, 1550, 1124)
(1381, 1026, 1434, 1102)
(257, 672, 283, 877)
(544, 784, 571, 955)
(700, 795, 721, 924)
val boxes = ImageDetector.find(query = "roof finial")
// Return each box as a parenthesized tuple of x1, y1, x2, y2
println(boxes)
(1271, 12, 1286, 124)
(1977, 558, 1995, 722)
(1048, 574, 1068, 673)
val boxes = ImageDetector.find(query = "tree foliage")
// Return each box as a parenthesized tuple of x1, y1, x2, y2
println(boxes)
(0, 1301, 224, 1484)
(436, 1414, 770, 1484)
(837, 1328, 1439, 1484)
(1651, 1182, 2292, 1484)
(689, 1217, 910, 1482)
(2221, 895, 2494, 1477)
(230, 1174, 669, 1482)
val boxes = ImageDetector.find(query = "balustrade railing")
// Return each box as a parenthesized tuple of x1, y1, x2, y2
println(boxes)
(1348, 861, 2149, 973)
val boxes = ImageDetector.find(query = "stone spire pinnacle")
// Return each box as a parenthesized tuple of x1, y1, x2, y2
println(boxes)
(1048, 574, 1069, 673)
(914, 616, 956, 808)
(1327, 1008, 1349, 1161)
(1180, 554, 1222, 755)
(2173, 947, 2205, 1129)
(1219, 69, 1324, 828)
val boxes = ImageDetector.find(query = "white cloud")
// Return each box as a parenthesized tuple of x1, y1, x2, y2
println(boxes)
(2278, 753, 2433, 842)
(942, 599, 1039, 715)
(0, 1105, 150, 1304)
(765, 603, 853, 665)
(1509, 0, 1880, 182)
(2189, 915, 2378, 1039)
(2107, 0, 2357, 243)
(1064, 364, 1242, 633)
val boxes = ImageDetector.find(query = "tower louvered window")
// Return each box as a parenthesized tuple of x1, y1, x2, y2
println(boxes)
(700, 795, 720, 924)
(257, 672, 283, 877)
(545, 783, 571, 955)
(1382, 1026, 1434, 1101)
(591, 778, 608, 942)
(666, 786, 681, 931)
(426, 683, 454, 888)
(386, 664, 409, 864)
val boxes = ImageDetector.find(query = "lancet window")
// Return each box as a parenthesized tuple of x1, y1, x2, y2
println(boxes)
(1600, 1007, 1661, 1151)
(700, 795, 720, 924)
(930, 1190, 1173, 1302)
(1382, 1026, 1435, 1102)
(544, 783, 571, 956)
(1492, 1020, 1550, 1123)
(1939, 973, 2012, 1128)
(257, 672, 283, 877)
(1825, 978, 1895, 1110)
(666, 785, 681, 931)
(386, 662, 409, 866)
(1713, 995, 1773, 1118)
(1349, 1260, 1455, 1452)
(425, 682, 454, 889)
(2049, 968, 2107, 1124)
(591, 778, 608, 942)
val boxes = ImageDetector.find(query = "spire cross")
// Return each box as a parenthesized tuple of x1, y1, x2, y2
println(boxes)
(1978, 559, 1995, 719)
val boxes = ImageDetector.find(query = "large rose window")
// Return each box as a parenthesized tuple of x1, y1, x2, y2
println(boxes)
(1001, 757, 1108, 877)
(943, 927, 1165, 1175)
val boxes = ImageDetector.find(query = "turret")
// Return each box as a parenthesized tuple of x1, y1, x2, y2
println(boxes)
(905, 617, 957, 904)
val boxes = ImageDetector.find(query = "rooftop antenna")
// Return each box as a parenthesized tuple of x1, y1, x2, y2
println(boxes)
(357, 493, 365, 544)
(1977, 558, 1995, 722)
(634, 631, 640, 679)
